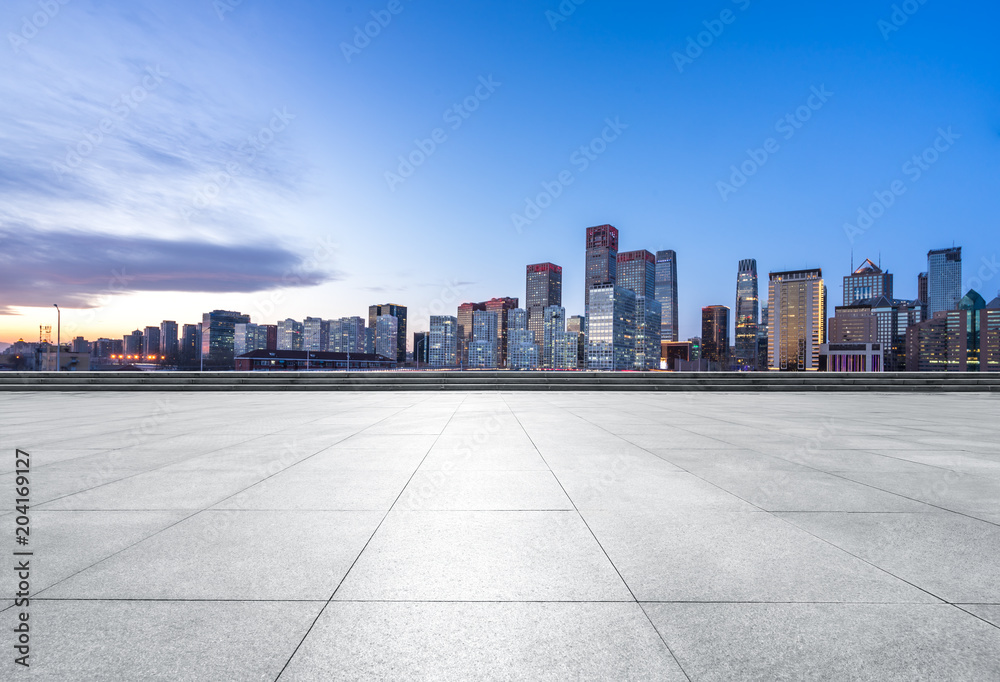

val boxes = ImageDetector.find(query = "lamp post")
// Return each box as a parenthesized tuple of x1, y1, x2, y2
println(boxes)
(52, 304, 60, 372)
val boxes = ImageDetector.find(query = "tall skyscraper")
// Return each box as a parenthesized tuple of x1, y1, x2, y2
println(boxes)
(585, 224, 619, 309)
(756, 304, 769, 371)
(655, 250, 679, 342)
(484, 297, 518, 368)
(507, 308, 538, 370)
(457, 301, 485, 366)
(159, 320, 179, 359)
(143, 326, 161, 359)
(768, 269, 826, 371)
(469, 309, 499, 368)
(843, 258, 893, 305)
(375, 315, 399, 360)
(701, 306, 730, 368)
(331, 317, 366, 353)
(617, 250, 655, 298)
(368, 304, 407, 363)
(927, 247, 962, 316)
(180, 324, 199, 364)
(634, 296, 662, 370)
(526, 263, 562, 344)
(303, 317, 330, 352)
(735, 259, 759, 369)
(917, 272, 929, 306)
(542, 305, 566, 369)
(413, 331, 429, 366)
(201, 310, 251, 367)
(567, 315, 586, 368)
(429, 316, 458, 367)
(277, 318, 303, 351)
(586, 284, 636, 370)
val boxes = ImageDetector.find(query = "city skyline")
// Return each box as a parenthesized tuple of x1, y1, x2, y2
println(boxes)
(2, 2, 997, 348)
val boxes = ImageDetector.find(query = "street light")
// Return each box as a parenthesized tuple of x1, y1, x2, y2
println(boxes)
(52, 304, 60, 372)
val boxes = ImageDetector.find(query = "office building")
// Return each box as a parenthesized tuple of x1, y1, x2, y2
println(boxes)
(201, 310, 251, 367)
(180, 324, 200, 364)
(585, 224, 619, 309)
(124, 330, 142, 356)
(484, 297, 519, 368)
(655, 250, 679, 342)
(829, 296, 924, 372)
(235, 323, 275, 357)
(917, 272, 929, 306)
(469, 309, 499, 369)
(567, 315, 586, 367)
(507, 312, 539, 370)
(927, 247, 962, 316)
(735, 259, 759, 370)
(543, 305, 566, 369)
(756, 304, 769, 371)
(983, 294, 1000, 372)
(617, 250, 656, 297)
(526, 263, 562, 345)
(143, 326, 161, 360)
(843, 258, 893, 305)
(701, 306, 730, 368)
(586, 284, 636, 370)
(553, 331, 580, 369)
(457, 302, 485, 366)
(768, 269, 826, 371)
(429, 316, 458, 367)
(375, 315, 399, 360)
(159, 321, 179, 359)
(331, 317, 366, 354)
(277, 319, 304, 351)
(368, 304, 407, 363)
(413, 331, 430, 366)
(303, 317, 330, 352)
(634, 296, 662, 370)
(71, 337, 89, 354)
(906, 291, 991, 372)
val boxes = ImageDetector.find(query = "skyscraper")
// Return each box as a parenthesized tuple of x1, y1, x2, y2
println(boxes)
(585, 224, 619, 309)
(634, 296, 662, 370)
(124, 330, 143, 356)
(526, 263, 562, 345)
(843, 258, 893, 305)
(303, 317, 330, 352)
(768, 269, 826, 371)
(201, 310, 251, 367)
(617, 250, 656, 298)
(507, 308, 538, 370)
(701, 306, 730, 368)
(413, 331, 429, 366)
(567, 315, 586, 368)
(143, 326, 161, 360)
(484, 297, 519, 368)
(331, 317, 366, 353)
(429, 316, 458, 367)
(457, 301, 485, 367)
(180, 324, 199, 365)
(159, 320, 179, 359)
(917, 272, 929, 306)
(469, 309, 499, 368)
(368, 304, 407, 363)
(586, 284, 636, 371)
(655, 250, 679, 342)
(277, 319, 304, 351)
(734, 259, 759, 369)
(542, 305, 566, 369)
(375, 315, 398, 359)
(756, 304, 769, 371)
(927, 247, 962, 316)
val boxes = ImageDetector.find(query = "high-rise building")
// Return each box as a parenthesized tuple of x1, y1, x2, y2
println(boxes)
(768, 269, 826, 371)
(234, 323, 256, 357)
(927, 247, 962, 316)
(585, 224, 619, 309)
(331, 317, 366, 353)
(484, 297, 519, 368)
(543, 305, 566, 369)
(368, 304, 407, 363)
(701, 306, 730, 368)
(617, 250, 655, 298)
(526, 263, 562, 345)
(457, 301, 485, 367)
(180, 324, 200, 364)
(72, 336, 89, 353)
(507, 309, 538, 370)
(429, 316, 458, 367)
(917, 272, 929, 306)
(201, 310, 251, 367)
(553, 331, 580, 369)
(375, 315, 399, 360)
(567, 315, 586, 368)
(843, 258, 893, 305)
(655, 250, 679, 342)
(413, 331, 430, 366)
(469, 309, 499, 368)
(734, 259, 759, 370)
(586, 284, 636, 370)
(303, 317, 330, 352)
(756, 304, 769, 371)
(159, 320, 179, 359)
(906, 290, 993, 372)
(829, 296, 924, 371)
(277, 319, 303, 351)
(143, 326, 161, 360)
(634, 296, 662, 370)
(983, 294, 1000, 372)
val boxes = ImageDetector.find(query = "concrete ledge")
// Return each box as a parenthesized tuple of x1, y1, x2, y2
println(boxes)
(2, 371, 999, 391)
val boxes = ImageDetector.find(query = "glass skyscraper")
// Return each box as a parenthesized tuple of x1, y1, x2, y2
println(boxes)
(368, 304, 407, 363)
(734, 259, 759, 370)
(201, 309, 251, 367)
(927, 247, 962, 316)
(585, 284, 636, 371)
(429, 316, 458, 367)
(843, 259, 893, 305)
(634, 295, 662, 370)
(585, 225, 619, 309)
(768, 269, 826, 371)
(526, 263, 562, 346)
(469, 309, 499, 368)
(617, 250, 655, 298)
(655, 250, 679, 342)
(374, 315, 399, 360)
(701, 305, 730, 368)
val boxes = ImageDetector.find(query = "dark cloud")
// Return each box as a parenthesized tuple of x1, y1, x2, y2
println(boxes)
(0, 226, 338, 313)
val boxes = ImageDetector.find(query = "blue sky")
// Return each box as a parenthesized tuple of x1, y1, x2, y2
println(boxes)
(1, 0, 998, 346)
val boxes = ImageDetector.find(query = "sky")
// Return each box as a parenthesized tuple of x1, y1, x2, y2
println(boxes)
(1, 0, 998, 350)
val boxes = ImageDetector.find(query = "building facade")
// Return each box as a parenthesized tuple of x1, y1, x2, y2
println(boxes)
(617, 250, 655, 298)
(277, 319, 304, 351)
(457, 301, 486, 367)
(634, 296, 662, 370)
(303, 317, 330, 352)
(586, 284, 636, 371)
(484, 297, 518, 368)
(655, 250, 679, 342)
(526, 263, 562, 346)
(543, 305, 566, 369)
(585, 224, 619, 309)
(768, 269, 826, 371)
(734, 259, 759, 370)
(843, 259, 893, 305)
(201, 310, 251, 368)
(701, 306, 730, 368)
(375, 315, 399, 360)
(469, 309, 499, 369)
(927, 247, 962, 316)
(413, 331, 429, 366)
(159, 321, 179, 359)
(429, 315, 458, 367)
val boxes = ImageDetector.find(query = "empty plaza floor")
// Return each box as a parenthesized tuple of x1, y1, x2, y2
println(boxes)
(2, 390, 999, 680)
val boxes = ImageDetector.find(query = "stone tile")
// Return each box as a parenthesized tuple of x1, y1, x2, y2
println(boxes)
(776, 512, 1000, 603)
(835, 471, 1000, 517)
(282, 602, 686, 681)
(646, 603, 1000, 682)
(214, 468, 412, 511)
(584, 511, 935, 603)
(335, 511, 631, 601)
(0, 600, 320, 681)
(44, 511, 382, 600)
(397, 470, 572, 511)
(960, 603, 1000, 627)
(557, 470, 755, 512)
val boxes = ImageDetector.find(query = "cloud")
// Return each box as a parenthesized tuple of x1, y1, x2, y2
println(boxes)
(0, 226, 338, 313)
